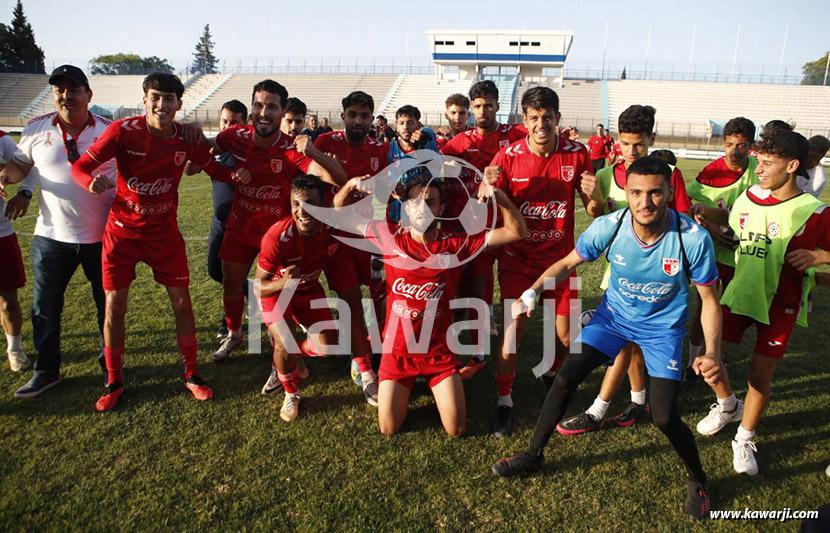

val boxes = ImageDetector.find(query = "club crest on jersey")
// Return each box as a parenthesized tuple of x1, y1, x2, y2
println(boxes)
(739, 213, 750, 229)
(328, 243, 338, 256)
(271, 159, 283, 173)
(767, 221, 780, 237)
(662, 258, 680, 276)
(437, 252, 451, 270)
(371, 157, 379, 171)
(561, 166, 575, 182)
(499, 139, 510, 149)
(175, 151, 187, 166)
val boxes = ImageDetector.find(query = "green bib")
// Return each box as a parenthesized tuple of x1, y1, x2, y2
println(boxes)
(721, 187, 823, 324)
(686, 157, 758, 266)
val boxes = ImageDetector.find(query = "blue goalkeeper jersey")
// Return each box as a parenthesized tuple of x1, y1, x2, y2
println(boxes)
(575, 209, 718, 330)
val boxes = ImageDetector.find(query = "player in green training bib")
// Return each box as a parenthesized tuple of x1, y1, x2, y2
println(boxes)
(691, 130, 830, 476)
(684, 117, 758, 388)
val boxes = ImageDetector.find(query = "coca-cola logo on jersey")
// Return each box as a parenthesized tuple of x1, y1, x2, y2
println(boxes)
(238, 184, 282, 200)
(126, 177, 173, 196)
(519, 200, 568, 220)
(391, 278, 446, 300)
(618, 278, 673, 295)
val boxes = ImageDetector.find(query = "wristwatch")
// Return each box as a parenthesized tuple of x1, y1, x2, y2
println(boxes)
(17, 189, 32, 199)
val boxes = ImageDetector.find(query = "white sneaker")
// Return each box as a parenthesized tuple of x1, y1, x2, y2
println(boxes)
(261, 367, 284, 395)
(212, 332, 244, 362)
(732, 439, 759, 475)
(361, 370, 379, 407)
(697, 400, 744, 436)
(7, 349, 31, 372)
(280, 392, 301, 422)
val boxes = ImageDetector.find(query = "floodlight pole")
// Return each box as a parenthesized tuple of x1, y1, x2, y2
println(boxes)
(687, 22, 696, 77)
(644, 22, 652, 79)
(731, 22, 741, 81)
(777, 22, 789, 82)
(824, 51, 829, 86)
(601, 21, 608, 80)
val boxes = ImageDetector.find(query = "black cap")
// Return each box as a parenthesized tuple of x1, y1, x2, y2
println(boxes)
(49, 65, 89, 89)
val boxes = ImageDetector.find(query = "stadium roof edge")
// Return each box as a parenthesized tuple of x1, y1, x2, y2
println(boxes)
(425, 29, 574, 36)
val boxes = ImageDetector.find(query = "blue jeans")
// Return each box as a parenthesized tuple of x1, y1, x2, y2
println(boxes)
(208, 180, 235, 284)
(31, 236, 106, 378)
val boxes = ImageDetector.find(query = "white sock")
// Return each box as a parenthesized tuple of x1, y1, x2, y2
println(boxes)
(585, 396, 610, 421)
(717, 394, 737, 412)
(630, 389, 646, 406)
(736, 425, 755, 441)
(6, 334, 22, 352)
(360, 370, 376, 384)
(497, 394, 513, 408)
(688, 342, 703, 364)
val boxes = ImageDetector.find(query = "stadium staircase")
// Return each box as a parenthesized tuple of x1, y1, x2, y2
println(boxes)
(181, 74, 232, 120)
(515, 78, 603, 133)
(380, 74, 474, 127)
(479, 73, 518, 123)
(0, 74, 49, 119)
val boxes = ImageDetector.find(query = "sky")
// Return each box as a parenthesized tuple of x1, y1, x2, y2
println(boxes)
(3, 0, 828, 78)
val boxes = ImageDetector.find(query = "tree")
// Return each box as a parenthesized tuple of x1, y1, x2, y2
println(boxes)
(90, 53, 174, 75)
(191, 24, 218, 74)
(801, 52, 829, 85)
(0, 0, 45, 73)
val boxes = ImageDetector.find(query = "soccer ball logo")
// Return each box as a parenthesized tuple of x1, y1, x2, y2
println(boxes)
(303, 150, 498, 270)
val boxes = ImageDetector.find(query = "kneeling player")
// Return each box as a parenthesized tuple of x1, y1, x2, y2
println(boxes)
(255, 174, 367, 421)
(492, 157, 723, 520)
(332, 174, 526, 436)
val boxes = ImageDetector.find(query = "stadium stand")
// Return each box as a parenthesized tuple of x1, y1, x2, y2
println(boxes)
(190, 74, 399, 125)
(515, 78, 603, 132)
(0, 74, 49, 118)
(607, 80, 830, 138)
(380, 74, 473, 126)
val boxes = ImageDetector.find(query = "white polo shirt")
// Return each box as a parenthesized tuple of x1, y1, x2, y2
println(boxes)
(14, 112, 116, 244)
(0, 132, 24, 238)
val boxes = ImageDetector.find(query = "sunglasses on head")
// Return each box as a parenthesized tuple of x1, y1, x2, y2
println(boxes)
(64, 138, 80, 163)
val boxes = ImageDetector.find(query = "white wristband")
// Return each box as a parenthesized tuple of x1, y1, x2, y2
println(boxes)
(520, 289, 537, 308)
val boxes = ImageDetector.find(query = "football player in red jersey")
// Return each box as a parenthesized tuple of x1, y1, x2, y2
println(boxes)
(441, 80, 528, 379)
(280, 97, 307, 137)
(315, 91, 390, 393)
(71, 73, 250, 411)
(435, 93, 470, 150)
(209, 80, 346, 363)
(486, 86, 605, 437)
(332, 174, 526, 436)
(254, 174, 359, 422)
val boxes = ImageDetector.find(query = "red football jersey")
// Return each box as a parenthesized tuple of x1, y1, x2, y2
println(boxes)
(365, 221, 486, 358)
(612, 162, 693, 213)
(695, 157, 745, 188)
(441, 123, 528, 226)
(587, 134, 613, 159)
(315, 131, 388, 218)
(748, 190, 830, 309)
(216, 126, 312, 248)
(76, 116, 217, 240)
(493, 137, 592, 275)
(257, 217, 342, 293)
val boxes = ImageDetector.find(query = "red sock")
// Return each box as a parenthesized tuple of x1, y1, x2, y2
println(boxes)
(104, 346, 124, 384)
(496, 373, 515, 397)
(223, 293, 245, 332)
(353, 355, 371, 372)
(300, 339, 323, 357)
(177, 335, 198, 378)
(277, 367, 299, 394)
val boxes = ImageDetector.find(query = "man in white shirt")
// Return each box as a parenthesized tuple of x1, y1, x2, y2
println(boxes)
(0, 65, 115, 398)
(0, 131, 32, 373)
(798, 135, 829, 199)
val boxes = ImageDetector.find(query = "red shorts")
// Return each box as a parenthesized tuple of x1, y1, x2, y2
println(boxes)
(379, 351, 460, 389)
(260, 283, 334, 328)
(499, 270, 576, 316)
(465, 249, 497, 277)
(102, 232, 189, 291)
(721, 302, 798, 359)
(716, 263, 735, 291)
(219, 231, 260, 265)
(0, 233, 25, 291)
(324, 245, 373, 292)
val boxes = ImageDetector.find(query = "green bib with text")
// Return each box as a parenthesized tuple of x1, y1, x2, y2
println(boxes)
(721, 188, 822, 324)
(686, 158, 758, 266)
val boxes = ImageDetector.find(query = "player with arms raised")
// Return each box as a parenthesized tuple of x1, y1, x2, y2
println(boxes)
(332, 174, 526, 436)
